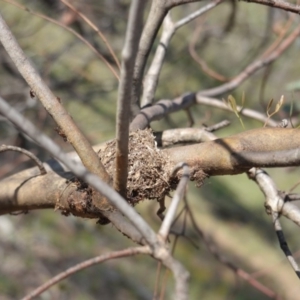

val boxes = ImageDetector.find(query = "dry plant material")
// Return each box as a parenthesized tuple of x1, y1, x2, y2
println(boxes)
(99, 129, 178, 204)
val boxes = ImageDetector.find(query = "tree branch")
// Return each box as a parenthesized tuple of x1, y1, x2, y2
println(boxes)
(196, 96, 278, 127)
(242, 0, 300, 14)
(248, 168, 300, 227)
(132, 93, 278, 131)
(4, 0, 120, 80)
(0, 12, 112, 189)
(0, 96, 159, 244)
(132, 0, 169, 114)
(154, 127, 217, 147)
(130, 93, 196, 131)
(166, 127, 300, 175)
(22, 246, 150, 300)
(159, 163, 189, 240)
(141, 0, 223, 106)
(272, 212, 300, 278)
(114, 0, 146, 197)
(59, 0, 121, 70)
(0, 145, 46, 175)
(197, 23, 300, 97)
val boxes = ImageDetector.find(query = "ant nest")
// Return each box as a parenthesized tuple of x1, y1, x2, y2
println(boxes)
(98, 129, 178, 204)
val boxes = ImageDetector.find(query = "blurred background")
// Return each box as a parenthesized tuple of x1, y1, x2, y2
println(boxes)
(0, 0, 300, 299)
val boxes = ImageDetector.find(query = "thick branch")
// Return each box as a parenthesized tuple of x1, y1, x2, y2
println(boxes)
(166, 127, 300, 175)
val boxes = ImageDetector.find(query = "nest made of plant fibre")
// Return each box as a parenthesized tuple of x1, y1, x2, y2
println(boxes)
(98, 129, 178, 205)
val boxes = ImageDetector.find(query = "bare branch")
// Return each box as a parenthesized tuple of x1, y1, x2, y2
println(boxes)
(132, 0, 168, 114)
(0, 11, 112, 190)
(133, 93, 278, 131)
(196, 96, 278, 127)
(242, 0, 300, 14)
(205, 120, 231, 132)
(4, 0, 120, 80)
(0, 145, 46, 175)
(141, 12, 175, 107)
(142, 0, 223, 106)
(189, 19, 228, 82)
(198, 23, 300, 97)
(114, 0, 146, 197)
(154, 127, 217, 147)
(248, 168, 300, 227)
(0, 96, 158, 244)
(272, 212, 300, 278)
(152, 247, 190, 300)
(166, 128, 300, 176)
(130, 93, 196, 131)
(166, 0, 203, 6)
(185, 198, 281, 299)
(231, 148, 300, 168)
(159, 163, 189, 240)
(22, 246, 150, 300)
(59, 0, 121, 70)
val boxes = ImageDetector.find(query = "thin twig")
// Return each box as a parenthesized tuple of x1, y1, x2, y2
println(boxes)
(132, 93, 278, 131)
(204, 120, 231, 132)
(283, 193, 300, 202)
(22, 246, 150, 300)
(3, 0, 119, 80)
(59, 0, 121, 70)
(196, 96, 278, 127)
(197, 23, 300, 97)
(0, 145, 46, 175)
(0, 10, 112, 189)
(242, 0, 300, 14)
(185, 197, 280, 299)
(272, 212, 300, 279)
(159, 163, 189, 240)
(114, 0, 146, 197)
(189, 17, 228, 82)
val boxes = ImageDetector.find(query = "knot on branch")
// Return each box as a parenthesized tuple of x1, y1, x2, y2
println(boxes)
(56, 178, 106, 219)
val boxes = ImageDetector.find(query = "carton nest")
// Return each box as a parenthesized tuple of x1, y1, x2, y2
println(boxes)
(98, 129, 178, 204)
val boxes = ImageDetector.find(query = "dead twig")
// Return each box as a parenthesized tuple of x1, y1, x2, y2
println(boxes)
(4, 0, 119, 80)
(22, 246, 150, 300)
(198, 23, 300, 97)
(59, 0, 121, 70)
(0, 145, 46, 175)
(242, 0, 300, 14)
